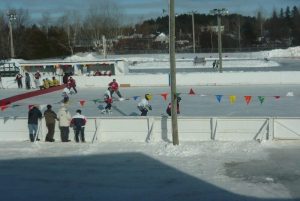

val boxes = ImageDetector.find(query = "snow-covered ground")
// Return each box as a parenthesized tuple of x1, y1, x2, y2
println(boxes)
(0, 140, 300, 201)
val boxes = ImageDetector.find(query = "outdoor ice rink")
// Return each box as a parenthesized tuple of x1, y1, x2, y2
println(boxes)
(1, 84, 300, 118)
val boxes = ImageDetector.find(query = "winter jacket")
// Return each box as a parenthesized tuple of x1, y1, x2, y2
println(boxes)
(166, 102, 180, 116)
(28, 107, 42, 125)
(109, 81, 119, 91)
(44, 109, 57, 124)
(104, 90, 113, 103)
(70, 113, 87, 130)
(57, 106, 72, 127)
(138, 98, 152, 111)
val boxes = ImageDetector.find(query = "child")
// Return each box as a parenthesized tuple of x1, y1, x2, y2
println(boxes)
(166, 97, 181, 116)
(101, 87, 113, 114)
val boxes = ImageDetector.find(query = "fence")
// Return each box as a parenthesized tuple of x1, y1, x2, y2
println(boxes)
(1, 117, 300, 142)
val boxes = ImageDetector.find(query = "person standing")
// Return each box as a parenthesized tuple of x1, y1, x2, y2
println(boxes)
(28, 105, 42, 142)
(101, 87, 113, 114)
(166, 97, 181, 116)
(57, 104, 72, 142)
(34, 71, 41, 89)
(25, 72, 31, 89)
(44, 104, 58, 142)
(70, 109, 87, 143)
(108, 79, 123, 100)
(137, 94, 152, 116)
(0, 73, 4, 89)
(68, 77, 77, 93)
(15, 73, 23, 88)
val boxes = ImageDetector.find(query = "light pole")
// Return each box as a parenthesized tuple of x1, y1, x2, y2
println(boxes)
(7, 10, 17, 58)
(210, 8, 228, 73)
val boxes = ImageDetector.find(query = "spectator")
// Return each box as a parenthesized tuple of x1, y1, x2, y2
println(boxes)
(34, 71, 41, 89)
(28, 105, 42, 142)
(62, 73, 69, 84)
(57, 104, 72, 142)
(15, 73, 23, 88)
(94, 70, 101, 76)
(44, 104, 58, 142)
(0, 73, 3, 89)
(25, 72, 31, 90)
(70, 109, 87, 143)
(166, 97, 181, 116)
(52, 77, 60, 86)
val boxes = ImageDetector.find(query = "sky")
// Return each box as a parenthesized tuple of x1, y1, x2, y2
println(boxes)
(0, 0, 299, 24)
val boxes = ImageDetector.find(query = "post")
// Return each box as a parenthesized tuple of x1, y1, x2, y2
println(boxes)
(169, 0, 179, 145)
(7, 11, 16, 58)
(217, 15, 222, 73)
(192, 12, 195, 53)
(102, 35, 107, 59)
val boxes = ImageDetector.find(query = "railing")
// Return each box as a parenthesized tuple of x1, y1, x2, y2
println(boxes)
(1, 117, 300, 142)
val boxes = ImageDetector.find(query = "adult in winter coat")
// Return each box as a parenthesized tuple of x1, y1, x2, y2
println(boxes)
(44, 104, 58, 142)
(137, 94, 152, 116)
(57, 104, 72, 142)
(15, 73, 23, 88)
(108, 79, 123, 100)
(70, 109, 87, 143)
(34, 71, 41, 89)
(166, 97, 181, 116)
(101, 87, 113, 114)
(28, 105, 42, 142)
(25, 72, 31, 89)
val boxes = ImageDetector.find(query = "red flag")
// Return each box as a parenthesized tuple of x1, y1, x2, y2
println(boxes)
(274, 96, 281, 99)
(244, 96, 252, 105)
(160, 93, 168, 101)
(189, 88, 195, 95)
(79, 100, 86, 107)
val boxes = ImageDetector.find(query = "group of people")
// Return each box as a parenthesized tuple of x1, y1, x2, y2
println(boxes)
(15, 71, 61, 89)
(28, 104, 87, 143)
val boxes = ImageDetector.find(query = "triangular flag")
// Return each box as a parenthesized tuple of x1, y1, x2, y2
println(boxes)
(274, 96, 281, 99)
(1, 105, 8, 111)
(216, 95, 223, 103)
(229, 95, 236, 104)
(133, 96, 140, 101)
(79, 100, 86, 107)
(258, 96, 265, 104)
(12, 104, 20, 108)
(161, 93, 168, 101)
(244, 96, 252, 105)
(189, 88, 195, 95)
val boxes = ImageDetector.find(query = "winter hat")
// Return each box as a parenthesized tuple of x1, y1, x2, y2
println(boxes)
(47, 104, 52, 109)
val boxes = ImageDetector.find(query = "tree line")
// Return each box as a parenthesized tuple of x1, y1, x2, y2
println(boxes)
(0, 3, 299, 60)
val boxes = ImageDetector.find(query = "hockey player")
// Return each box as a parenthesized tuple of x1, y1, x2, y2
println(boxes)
(137, 94, 152, 116)
(68, 77, 77, 93)
(101, 87, 113, 114)
(166, 96, 181, 116)
(108, 79, 123, 100)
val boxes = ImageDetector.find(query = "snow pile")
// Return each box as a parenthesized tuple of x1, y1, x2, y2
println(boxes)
(64, 52, 101, 62)
(264, 46, 300, 58)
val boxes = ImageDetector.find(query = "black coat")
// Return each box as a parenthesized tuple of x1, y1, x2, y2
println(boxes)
(28, 107, 42, 124)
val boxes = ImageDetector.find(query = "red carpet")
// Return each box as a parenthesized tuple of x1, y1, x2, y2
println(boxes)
(0, 85, 66, 106)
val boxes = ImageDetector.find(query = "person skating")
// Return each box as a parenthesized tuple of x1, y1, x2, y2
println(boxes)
(108, 79, 123, 100)
(28, 105, 42, 142)
(137, 94, 152, 116)
(166, 97, 181, 116)
(15, 73, 23, 88)
(70, 109, 87, 143)
(68, 77, 77, 93)
(57, 104, 72, 142)
(44, 104, 58, 142)
(101, 87, 113, 114)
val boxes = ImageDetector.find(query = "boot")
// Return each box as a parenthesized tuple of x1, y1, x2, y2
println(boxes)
(29, 134, 34, 142)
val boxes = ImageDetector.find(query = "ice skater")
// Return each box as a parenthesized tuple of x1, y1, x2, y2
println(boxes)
(137, 94, 152, 116)
(101, 87, 113, 114)
(108, 79, 123, 100)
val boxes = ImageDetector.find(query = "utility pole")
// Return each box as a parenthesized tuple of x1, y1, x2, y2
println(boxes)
(169, 0, 179, 145)
(7, 10, 17, 58)
(210, 8, 228, 73)
(192, 12, 195, 53)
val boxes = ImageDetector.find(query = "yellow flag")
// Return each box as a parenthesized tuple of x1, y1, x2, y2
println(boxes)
(229, 95, 236, 104)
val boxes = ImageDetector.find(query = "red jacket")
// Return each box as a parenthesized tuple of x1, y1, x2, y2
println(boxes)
(68, 78, 76, 87)
(109, 81, 119, 91)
